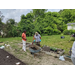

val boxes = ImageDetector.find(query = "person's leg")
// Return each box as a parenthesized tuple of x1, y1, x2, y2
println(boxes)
(71, 57, 75, 65)
(22, 40, 26, 52)
(24, 41, 26, 51)
(22, 40, 23, 50)
(36, 42, 40, 46)
(38, 42, 40, 46)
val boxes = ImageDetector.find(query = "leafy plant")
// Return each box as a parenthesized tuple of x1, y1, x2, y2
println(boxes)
(50, 47, 57, 51)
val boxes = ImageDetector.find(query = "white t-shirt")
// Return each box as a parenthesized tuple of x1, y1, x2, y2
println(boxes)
(71, 41, 75, 58)
(34, 34, 41, 42)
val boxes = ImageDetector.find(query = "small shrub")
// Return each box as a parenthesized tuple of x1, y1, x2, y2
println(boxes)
(52, 29, 61, 35)
(63, 30, 70, 35)
(63, 29, 75, 35)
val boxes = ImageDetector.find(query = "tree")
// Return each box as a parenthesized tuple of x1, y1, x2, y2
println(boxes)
(0, 11, 4, 31)
(52, 12, 60, 17)
(5, 19, 16, 37)
(58, 10, 63, 14)
(32, 9, 47, 18)
(61, 9, 72, 24)
(6, 19, 15, 25)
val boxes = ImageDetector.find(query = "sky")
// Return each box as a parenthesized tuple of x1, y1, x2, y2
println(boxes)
(0, 9, 63, 23)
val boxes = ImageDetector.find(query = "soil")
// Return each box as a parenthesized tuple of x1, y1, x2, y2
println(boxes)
(42, 46, 50, 52)
(0, 42, 3, 43)
(29, 45, 38, 50)
(0, 49, 26, 65)
(30, 47, 37, 50)
(28, 44, 38, 50)
(42, 46, 64, 54)
(57, 49, 63, 52)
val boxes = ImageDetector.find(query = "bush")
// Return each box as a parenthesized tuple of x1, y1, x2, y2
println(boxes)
(53, 29, 61, 35)
(73, 30, 75, 33)
(63, 29, 75, 35)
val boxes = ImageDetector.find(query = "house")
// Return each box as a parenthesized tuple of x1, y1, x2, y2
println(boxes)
(67, 23, 75, 30)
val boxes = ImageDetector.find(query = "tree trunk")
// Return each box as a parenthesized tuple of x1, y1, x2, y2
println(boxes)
(2, 35, 3, 38)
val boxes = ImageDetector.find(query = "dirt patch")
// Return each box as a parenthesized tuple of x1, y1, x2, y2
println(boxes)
(29, 45, 38, 50)
(29, 44, 39, 50)
(42, 46, 50, 52)
(30, 47, 37, 50)
(42, 46, 64, 54)
(0, 42, 3, 43)
(0, 49, 26, 65)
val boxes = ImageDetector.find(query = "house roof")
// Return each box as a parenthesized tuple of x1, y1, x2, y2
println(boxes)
(67, 23, 75, 26)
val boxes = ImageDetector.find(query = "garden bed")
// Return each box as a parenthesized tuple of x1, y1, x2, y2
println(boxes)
(0, 49, 26, 65)
(42, 46, 65, 57)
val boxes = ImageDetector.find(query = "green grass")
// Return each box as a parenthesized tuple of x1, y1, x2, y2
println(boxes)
(0, 35, 74, 54)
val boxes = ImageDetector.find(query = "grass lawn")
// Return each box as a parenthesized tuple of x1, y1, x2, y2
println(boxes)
(0, 35, 74, 54)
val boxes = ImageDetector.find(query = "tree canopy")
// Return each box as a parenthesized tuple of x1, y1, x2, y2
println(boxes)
(1, 9, 75, 37)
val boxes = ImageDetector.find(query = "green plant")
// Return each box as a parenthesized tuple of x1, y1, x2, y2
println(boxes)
(50, 47, 57, 51)
(63, 29, 75, 35)
(63, 30, 70, 35)
(53, 48, 57, 51)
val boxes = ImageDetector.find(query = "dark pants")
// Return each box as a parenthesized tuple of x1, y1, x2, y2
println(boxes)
(36, 42, 40, 46)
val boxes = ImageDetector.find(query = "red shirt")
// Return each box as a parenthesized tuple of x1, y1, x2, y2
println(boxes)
(22, 33, 26, 41)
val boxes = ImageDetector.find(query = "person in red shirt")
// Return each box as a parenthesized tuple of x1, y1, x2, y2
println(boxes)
(22, 30, 27, 52)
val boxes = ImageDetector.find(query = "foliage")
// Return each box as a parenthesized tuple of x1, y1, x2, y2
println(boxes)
(50, 47, 57, 51)
(1, 9, 75, 37)
(32, 9, 47, 18)
(63, 29, 75, 35)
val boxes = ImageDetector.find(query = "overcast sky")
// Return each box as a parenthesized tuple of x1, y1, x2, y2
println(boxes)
(0, 9, 62, 23)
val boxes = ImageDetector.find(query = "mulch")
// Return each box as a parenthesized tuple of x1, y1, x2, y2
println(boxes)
(42, 46, 65, 56)
(28, 44, 39, 50)
(42, 46, 50, 52)
(0, 49, 26, 65)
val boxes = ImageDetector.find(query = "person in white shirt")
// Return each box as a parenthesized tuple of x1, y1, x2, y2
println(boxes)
(34, 32, 41, 46)
(71, 41, 75, 65)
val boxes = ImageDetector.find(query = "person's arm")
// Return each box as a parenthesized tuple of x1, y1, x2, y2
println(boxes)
(22, 37, 27, 40)
(39, 34, 41, 39)
(40, 37, 41, 39)
(32, 36, 35, 42)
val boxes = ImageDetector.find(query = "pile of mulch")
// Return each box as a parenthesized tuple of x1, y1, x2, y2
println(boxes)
(42, 46, 50, 52)
(29, 44, 38, 50)
(42, 46, 64, 53)
(30, 47, 37, 50)
(0, 49, 26, 65)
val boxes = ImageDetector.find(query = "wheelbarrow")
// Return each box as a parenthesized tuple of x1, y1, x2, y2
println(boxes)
(29, 45, 41, 57)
